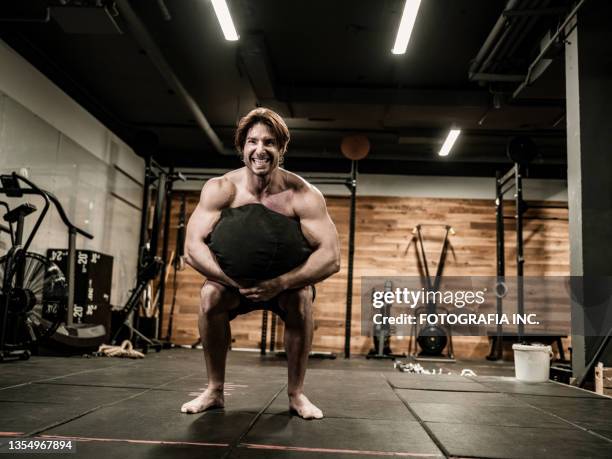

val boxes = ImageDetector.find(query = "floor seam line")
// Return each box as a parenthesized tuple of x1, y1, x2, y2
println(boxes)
(31, 381, 158, 390)
(223, 382, 287, 459)
(239, 443, 446, 457)
(420, 420, 585, 429)
(6, 372, 200, 441)
(0, 400, 64, 405)
(505, 392, 612, 444)
(0, 362, 136, 392)
(393, 388, 498, 393)
(384, 374, 450, 459)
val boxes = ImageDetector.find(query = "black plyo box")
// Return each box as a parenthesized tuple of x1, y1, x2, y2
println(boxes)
(47, 249, 113, 305)
(71, 302, 111, 332)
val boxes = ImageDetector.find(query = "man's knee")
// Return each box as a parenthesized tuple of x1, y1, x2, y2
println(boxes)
(199, 281, 230, 316)
(279, 287, 313, 321)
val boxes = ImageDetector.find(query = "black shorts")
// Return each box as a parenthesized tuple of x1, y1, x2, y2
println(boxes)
(228, 285, 316, 321)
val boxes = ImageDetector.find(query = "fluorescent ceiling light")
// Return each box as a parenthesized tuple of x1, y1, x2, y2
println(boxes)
(211, 0, 239, 41)
(392, 0, 422, 54)
(438, 129, 461, 156)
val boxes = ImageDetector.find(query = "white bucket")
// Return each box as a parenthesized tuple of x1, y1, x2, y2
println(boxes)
(512, 343, 553, 383)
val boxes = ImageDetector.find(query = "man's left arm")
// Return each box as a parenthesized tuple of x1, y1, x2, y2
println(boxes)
(239, 187, 340, 301)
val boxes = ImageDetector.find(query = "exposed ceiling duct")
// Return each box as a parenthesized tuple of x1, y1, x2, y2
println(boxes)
(512, 0, 587, 99)
(115, 0, 226, 155)
(469, 0, 522, 82)
(468, 0, 566, 85)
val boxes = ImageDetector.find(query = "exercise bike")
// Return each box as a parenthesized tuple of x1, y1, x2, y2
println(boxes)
(0, 173, 94, 361)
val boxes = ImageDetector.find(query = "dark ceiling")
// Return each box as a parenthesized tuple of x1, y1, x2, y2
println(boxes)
(0, 0, 574, 177)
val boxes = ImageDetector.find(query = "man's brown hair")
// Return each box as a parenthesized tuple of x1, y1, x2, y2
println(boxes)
(234, 107, 290, 165)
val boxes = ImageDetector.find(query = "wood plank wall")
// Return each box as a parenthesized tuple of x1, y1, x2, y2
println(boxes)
(161, 192, 569, 358)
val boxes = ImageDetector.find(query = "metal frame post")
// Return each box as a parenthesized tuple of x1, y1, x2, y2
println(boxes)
(344, 160, 358, 358)
(149, 171, 166, 258)
(138, 156, 153, 265)
(157, 167, 174, 339)
(494, 170, 505, 359)
(514, 163, 525, 339)
(260, 311, 268, 355)
(269, 312, 277, 352)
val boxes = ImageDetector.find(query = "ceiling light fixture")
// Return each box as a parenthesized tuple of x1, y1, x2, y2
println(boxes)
(211, 0, 239, 41)
(438, 129, 461, 156)
(392, 0, 422, 54)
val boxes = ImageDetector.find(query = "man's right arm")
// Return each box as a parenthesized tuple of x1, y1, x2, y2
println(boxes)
(184, 178, 238, 287)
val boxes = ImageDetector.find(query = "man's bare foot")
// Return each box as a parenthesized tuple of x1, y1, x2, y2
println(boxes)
(289, 393, 323, 420)
(181, 388, 224, 414)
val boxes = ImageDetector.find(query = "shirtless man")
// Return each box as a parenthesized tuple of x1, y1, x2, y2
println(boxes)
(181, 108, 341, 420)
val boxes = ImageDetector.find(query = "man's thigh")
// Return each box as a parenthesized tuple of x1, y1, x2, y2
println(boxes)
(276, 286, 316, 318)
(201, 280, 241, 313)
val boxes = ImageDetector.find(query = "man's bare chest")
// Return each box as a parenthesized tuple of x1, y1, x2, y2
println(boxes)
(230, 189, 296, 218)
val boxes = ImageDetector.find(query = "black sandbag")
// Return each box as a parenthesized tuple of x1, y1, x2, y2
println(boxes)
(207, 203, 312, 282)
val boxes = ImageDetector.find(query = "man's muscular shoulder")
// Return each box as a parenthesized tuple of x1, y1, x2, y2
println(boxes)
(200, 175, 236, 211)
(286, 172, 326, 218)
(280, 169, 310, 193)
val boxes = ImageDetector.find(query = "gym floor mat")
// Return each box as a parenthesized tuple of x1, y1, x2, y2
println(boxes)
(1, 349, 610, 458)
(387, 373, 493, 392)
(408, 402, 571, 428)
(244, 415, 443, 456)
(396, 388, 519, 406)
(426, 422, 612, 459)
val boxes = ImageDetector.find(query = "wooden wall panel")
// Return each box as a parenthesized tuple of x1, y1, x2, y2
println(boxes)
(161, 191, 569, 358)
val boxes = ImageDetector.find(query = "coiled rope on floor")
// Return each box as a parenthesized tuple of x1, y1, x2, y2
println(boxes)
(97, 340, 145, 359)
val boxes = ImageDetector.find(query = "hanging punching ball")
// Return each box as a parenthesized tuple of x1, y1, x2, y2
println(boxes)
(341, 135, 370, 161)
